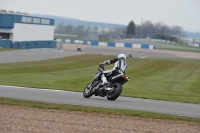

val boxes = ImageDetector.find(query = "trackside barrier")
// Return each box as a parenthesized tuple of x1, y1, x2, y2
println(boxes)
(193, 44, 200, 47)
(26, 48, 59, 52)
(56, 39, 156, 49)
(126, 38, 176, 43)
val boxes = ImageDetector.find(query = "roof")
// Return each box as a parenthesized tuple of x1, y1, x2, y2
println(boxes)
(0, 13, 55, 28)
(0, 28, 13, 33)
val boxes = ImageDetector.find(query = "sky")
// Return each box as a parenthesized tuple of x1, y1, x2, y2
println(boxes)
(0, 0, 200, 32)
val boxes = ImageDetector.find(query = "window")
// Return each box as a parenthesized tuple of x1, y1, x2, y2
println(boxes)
(0, 33, 10, 39)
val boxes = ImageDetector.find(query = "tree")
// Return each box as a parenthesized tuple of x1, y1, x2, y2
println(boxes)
(140, 21, 154, 38)
(92, 26, 98, 33)
(126, 20, 136, 37)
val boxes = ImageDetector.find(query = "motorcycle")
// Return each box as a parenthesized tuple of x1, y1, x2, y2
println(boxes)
(83, 65, 130, 101)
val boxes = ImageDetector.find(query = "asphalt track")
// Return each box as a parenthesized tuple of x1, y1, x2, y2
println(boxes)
(0, 50, 83, 63)
(84, 47, 175, 58)
(0, 85, 200, 118)
(0, 47, 174, 63)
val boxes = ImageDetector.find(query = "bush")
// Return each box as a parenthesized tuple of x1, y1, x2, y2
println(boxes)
(154, 34, 178, 42)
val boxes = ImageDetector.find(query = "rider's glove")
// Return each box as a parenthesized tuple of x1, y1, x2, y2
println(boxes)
(99, 63, 103, 67)
(99, 60, 110, 67)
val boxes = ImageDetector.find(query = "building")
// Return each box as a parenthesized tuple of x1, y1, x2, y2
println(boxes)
(0, 10, 56, 49)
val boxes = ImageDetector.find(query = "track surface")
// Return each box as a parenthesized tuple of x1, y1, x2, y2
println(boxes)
(0, 50, 84, 63)
(0, 85, 200, 118)
(61, 43, 200, 59)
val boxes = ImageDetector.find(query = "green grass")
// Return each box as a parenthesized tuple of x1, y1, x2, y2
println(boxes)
(99, 38, 113, 42)
(54, 35, 112, 42)
(0, 48, 17, 52)
(157, 48, 200, 53)
(153, 42, 200, 49)
(1, 97, 199, 123)
(151, 57, 200, 62)
(54, 35, 83, 40)
(0, 54, 200, 103)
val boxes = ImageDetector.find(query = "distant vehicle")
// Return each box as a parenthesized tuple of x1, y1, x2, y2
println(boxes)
(77, 46, 82, 51)
(83, 65, 130, 101)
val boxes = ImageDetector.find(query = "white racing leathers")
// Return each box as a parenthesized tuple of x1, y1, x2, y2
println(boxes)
(100, 57, 127, 85)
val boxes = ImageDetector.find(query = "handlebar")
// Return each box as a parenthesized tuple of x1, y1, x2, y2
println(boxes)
(98, 65, 105, 72)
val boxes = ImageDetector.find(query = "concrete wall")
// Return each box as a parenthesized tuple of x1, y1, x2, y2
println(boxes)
(0, 39, 12, 48)
(0, 39, 56, 49)
(12, 40, 56, 49)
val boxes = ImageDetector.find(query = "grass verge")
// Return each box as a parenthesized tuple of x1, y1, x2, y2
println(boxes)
(150, 57, 200, 62)
(157, 48, 200, 53)
(153, 42, 200, 49)
(0, 54, 199, 104)
(1, 97, 199, 123)
(54, 35, 83, 40)
(54, 35, 112, 42)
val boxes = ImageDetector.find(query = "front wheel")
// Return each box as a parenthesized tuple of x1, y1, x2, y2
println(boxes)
(83, 82, 95, 98)
(106, 83, 122, 101)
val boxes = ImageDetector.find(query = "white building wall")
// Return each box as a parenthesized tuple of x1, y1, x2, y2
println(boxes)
(12, 23, 54, 42)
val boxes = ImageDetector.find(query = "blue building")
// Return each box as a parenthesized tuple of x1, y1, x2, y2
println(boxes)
(0, 10, 56, 49)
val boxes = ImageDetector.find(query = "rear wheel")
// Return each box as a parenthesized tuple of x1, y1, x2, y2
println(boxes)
(106, 83, 122, 101)
(83, 82, 95, 98)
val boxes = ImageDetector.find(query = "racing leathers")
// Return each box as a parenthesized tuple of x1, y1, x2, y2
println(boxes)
(99, 56, 127, 86)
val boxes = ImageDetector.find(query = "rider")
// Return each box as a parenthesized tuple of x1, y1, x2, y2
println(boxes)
(99, 54, 127, 86)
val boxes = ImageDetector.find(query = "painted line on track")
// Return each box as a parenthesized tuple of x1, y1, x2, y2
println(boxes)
(0, 85, 81, 94)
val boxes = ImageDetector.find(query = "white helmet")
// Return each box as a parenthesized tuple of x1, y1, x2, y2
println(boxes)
(118, 54, 126, 59)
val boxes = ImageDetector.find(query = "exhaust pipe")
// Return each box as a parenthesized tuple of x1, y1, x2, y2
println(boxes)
(111, 73, 124, 81)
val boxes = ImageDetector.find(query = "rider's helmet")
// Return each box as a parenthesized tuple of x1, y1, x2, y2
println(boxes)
(117, 54, 126, 60)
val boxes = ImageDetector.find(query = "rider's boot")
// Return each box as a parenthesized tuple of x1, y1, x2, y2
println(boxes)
(100, 74, 108, 87)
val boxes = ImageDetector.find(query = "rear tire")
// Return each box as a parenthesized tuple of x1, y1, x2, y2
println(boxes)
(106, 83, 122, 101)
(83, 82, 95, 98)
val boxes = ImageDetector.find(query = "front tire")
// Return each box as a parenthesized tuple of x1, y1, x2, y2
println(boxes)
(83, 82, 95, 98)
(106, 83, 122, 101)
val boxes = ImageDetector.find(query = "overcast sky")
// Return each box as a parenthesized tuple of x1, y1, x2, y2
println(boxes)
(0, 0, 199, 32)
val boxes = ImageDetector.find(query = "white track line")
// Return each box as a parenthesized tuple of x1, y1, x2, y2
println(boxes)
(0, 85, 81, 94)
